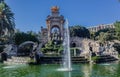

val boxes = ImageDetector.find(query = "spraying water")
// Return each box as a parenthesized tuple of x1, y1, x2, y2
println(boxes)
(57, 19, 72, 71)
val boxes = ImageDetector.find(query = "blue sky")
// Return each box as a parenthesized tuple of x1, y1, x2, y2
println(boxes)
(5, 0, 120, 32)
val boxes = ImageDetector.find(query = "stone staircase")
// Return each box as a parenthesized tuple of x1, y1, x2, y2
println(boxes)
(95, 55, 118, 63)
(72, 57, 89, 63)
(40, 56, 89, 64)
(4, 56, 30, 65)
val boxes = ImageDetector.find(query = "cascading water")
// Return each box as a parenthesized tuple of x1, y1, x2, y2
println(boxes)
(57, 19, 72, 71)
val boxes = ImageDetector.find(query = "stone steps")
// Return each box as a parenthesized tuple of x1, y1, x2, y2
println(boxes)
(4, 57, 30, 65)
(40, 56, 89, 64)
(95, 55, 118, 63)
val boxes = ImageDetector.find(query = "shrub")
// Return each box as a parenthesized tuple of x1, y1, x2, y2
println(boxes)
(113, 43, 120, 54)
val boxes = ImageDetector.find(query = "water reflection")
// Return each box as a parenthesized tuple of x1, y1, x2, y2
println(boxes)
(64, 71, 71, 77)
(1, 63, 120, 77)
(82, 64, 92, 77)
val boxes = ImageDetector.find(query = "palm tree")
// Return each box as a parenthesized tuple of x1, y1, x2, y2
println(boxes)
(0, 0, 15, 43)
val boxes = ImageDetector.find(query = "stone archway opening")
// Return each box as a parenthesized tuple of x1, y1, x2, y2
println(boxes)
(71, 42, 76, 47)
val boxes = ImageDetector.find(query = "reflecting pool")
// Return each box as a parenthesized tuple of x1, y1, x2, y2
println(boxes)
(0, 62, 120, 77)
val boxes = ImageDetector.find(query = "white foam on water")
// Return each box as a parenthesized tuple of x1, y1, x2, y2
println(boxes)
(99, 63, 110, 66)
(3, 64, 27, 69)
(3, 65, 16, 69)
(57, 68, 72, 72)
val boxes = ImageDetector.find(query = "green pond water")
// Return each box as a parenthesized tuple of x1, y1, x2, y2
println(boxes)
(0, 62, 120, 77)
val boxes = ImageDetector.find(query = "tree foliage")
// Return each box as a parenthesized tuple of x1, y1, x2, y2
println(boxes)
(113, 43, 120, 54)
(0, 1, 15, 36)
(69, 25, 90, 38)
(14, 32, 39, 45)
(0, 45, 5, 53)
(95, 28, 110, 37)
(90, 31, 95, 40)
(94, 28, 116, 42)
(114, 21, 120, 40)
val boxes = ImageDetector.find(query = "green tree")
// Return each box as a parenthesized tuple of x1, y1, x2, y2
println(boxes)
(14, 32, 39, 45)
(0, 0, 15, 36)
(94, 28, 116, 41)
(69, 25, 90, 38)
(98, 32, 106, 42)
(114, 21, 120, 40)
(95, 28, 109, 37)
(113, 43, 120, 54)
(0, 0, 15, 44)
(0, 45, 5, 53)
(90, 31, 95, 40)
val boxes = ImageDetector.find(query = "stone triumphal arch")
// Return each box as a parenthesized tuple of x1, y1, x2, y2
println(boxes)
(41, 6, 65, 42)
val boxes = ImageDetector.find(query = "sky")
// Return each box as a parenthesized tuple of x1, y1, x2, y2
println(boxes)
(5, 0, 120, 32)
